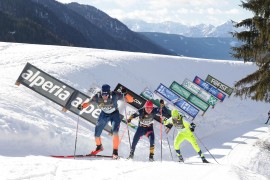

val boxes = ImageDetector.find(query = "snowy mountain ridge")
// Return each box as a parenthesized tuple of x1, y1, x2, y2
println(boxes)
(123, 19, 245, 37)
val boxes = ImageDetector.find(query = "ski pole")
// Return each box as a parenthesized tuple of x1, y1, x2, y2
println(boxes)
(164, 126, 173, 160)
(119, 121, 128, 143)
(73, 111, 81, 159)
(123, 94, 132, 150)
(194, 132, 219, 164)
(159, 109, 163, 162)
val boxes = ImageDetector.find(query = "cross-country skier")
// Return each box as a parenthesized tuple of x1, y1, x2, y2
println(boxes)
(127, 100, 170, 161)
(265, 110, 270, 124)
(78, 84, 133, 159)
(163, 109, 209, 163)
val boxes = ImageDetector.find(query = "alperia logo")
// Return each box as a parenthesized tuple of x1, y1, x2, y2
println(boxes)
(21, 69, 71, 101)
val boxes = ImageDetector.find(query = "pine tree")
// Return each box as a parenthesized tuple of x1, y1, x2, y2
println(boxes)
(231, 0, 270, 102)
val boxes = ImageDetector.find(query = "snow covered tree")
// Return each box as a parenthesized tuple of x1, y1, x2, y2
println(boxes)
(232, 0, 270, 102)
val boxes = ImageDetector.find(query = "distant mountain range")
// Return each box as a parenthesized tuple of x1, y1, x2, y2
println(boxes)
(122, 19, 244, 38)
(123, 19, 243, 60)
(0, 0, 243, 59)
(141, 32, 240, 60)
(0, 0, 174, 56)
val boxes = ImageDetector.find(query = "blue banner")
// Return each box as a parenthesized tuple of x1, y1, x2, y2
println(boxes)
(155, 83, 199, 118)
(193, 76, 226, 101)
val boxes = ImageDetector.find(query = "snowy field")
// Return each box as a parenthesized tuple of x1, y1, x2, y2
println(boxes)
(0, 42, 269, 180)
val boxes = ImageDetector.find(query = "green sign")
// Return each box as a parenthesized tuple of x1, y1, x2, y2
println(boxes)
(182, 79, 218, 107)
(170, 82, 209, 112)
(205, 75, 234, 96)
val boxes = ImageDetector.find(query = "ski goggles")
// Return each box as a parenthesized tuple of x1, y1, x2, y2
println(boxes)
(102, 91, 110, 96)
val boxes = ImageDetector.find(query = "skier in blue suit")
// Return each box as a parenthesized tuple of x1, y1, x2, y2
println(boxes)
(78, 84, 133, 159)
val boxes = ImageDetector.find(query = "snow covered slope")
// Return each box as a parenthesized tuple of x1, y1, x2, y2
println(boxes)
(0, 42, 269, 179)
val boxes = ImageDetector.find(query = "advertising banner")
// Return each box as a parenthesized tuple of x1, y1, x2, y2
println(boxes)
(193, 76, 226, 102)
(155, 83, 199, 119)
(170, 81, 209, 112)
(114, 83, 146, 109)
(180, 79, 218, 107)
(16, 62, 75, 107)
(16, 63, 112, 132)
(205, 75, 234, 96)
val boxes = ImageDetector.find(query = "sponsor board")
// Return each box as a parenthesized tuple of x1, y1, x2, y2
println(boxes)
(170, 81, 209, 112)
(180, 79, 218, 107)
(16, 62, 75, 107)
(193, 76, 226, 102)
(16, 63, 111, 132)
(114, 83, 146, 109)
(155, 83, 199, 119)
(205, 75, 234, 96)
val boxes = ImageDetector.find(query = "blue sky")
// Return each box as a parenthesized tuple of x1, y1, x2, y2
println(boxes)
(56, 0, 253, 25)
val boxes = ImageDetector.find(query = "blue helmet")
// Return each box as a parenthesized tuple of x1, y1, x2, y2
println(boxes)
(101, 84, 110, 95)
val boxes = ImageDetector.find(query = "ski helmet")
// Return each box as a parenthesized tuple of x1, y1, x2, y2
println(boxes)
(145, 100, 153, 113)
(171, 109, 180, 119)
(145, 100, 153, 108)
(101, 84, 110, 95)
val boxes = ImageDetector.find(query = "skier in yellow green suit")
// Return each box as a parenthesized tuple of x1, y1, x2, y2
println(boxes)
(163, 109, 209, 163)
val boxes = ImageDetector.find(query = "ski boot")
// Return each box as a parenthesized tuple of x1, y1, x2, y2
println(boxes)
(178, 155, 184, 163)
(127, 150, 134, 160)
(90, 144, 104, 155)
(149, 153, 154, 162)
(201, 157, 210, 163)
(112, 149, 119, 160)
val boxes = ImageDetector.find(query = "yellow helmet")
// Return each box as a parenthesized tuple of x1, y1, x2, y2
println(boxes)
(171, 109, 179, 118)
(171, 109, 183, 120)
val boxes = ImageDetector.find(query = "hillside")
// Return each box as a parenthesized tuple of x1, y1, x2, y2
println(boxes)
(0, 42, 269, 179)
(0, 0, 174, 55)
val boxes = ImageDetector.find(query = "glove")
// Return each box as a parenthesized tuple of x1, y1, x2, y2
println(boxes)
(121, 87, 127, 94)
(190, 122, 196, 132)
(165, 123, 173, 129)
(77, 103, 89, 110)
(160, 99, 165, 107)
(77, 104, 83, 110)
(127, 116, 133, 123)
(125, 93, 134, 103)
(163, 119, 167, 125)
